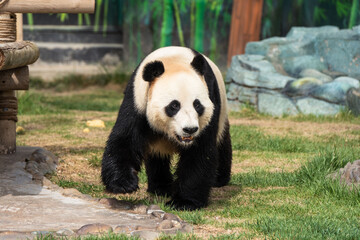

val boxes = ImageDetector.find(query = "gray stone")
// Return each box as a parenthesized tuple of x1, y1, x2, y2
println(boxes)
(180, 224, 194, 233)
(77, 223, 113, 235)
(334, 76, 360, 89)
(237, 55, 277, 73)
(346, 88, 360, 116)
(283, 55, 327, 77)
(282, 77, 322, 97)
(227, 84, 257, 105)
(277, 40, 314, 59)
(0, 147, 169, 237)
(286, 26, 339, 40)
(296, 98, 342, 116)
(258, 71, 295, 89)
(315, 29, 360, 78)
(163, 213, 181, 222)
(131, 230, 160, 240)
(114, 225, 138, 234)
(99, 198, 134, 210)
(329, 160, 360, 188)
(258, 91, 298, 116)
(133, 204, 148, 214)
(146, 205, 162, 215)
(245, 37, 293, 56)
(157, 220, 173, 230)
(227, 100, 243, 112)
(310, 81, 353, 104)
(56, 229, 75, 236)
(151, 211, 165, 219)
(25, 148, 58, 183)
(299, 69, 333, 83)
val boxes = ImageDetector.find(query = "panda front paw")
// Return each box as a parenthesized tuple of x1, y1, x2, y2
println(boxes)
(166, 198, 205, 211)
(104, 169, 139, 194)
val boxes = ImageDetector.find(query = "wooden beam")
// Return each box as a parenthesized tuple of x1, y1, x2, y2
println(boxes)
(0, 0, 95, 13)
(0, 66, 29, 90)
(0, 41, 39, 71)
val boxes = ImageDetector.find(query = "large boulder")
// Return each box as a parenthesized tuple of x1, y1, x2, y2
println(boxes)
(258, 91, 299, 116)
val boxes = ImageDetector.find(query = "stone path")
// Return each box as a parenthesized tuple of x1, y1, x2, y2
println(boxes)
(0, 147, 192, 240)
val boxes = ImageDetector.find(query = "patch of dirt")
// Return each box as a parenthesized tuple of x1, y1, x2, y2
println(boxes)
(229, 118, 360, 139)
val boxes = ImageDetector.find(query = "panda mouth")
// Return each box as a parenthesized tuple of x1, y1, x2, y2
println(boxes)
(176, 135, 194, 143)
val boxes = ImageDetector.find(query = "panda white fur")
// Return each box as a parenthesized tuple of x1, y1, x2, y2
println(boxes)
(102, 46, 232, 210)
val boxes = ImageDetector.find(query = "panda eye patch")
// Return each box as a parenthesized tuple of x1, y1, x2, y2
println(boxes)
(193, 99, 204, 116)
(165, 100, 181, 117)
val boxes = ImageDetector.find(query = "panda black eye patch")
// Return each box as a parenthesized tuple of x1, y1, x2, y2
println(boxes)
(165, 100, 181, 117)
(193, 99, 204, 116)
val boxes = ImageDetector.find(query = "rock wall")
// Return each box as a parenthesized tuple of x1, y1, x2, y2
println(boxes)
(226, 26, 360, 116)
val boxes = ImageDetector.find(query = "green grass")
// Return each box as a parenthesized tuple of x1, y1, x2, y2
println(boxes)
(18, 85, 360, 240)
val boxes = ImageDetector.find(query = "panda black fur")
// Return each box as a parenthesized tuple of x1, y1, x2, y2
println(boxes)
(102, 46, 232, 210)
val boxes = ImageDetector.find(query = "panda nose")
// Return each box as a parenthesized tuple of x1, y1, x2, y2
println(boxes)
(183, 127, 198, 134)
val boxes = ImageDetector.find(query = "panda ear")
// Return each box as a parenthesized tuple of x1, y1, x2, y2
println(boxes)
(191, 54, 206, 75)
(142, 60, 165, 82)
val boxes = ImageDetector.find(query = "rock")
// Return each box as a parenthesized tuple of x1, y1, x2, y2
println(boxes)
(180, 223, 193, 233)
(56, 229, 75, 236)
(227, 100, 243, 112)
(296, 98, 342, 116)
(16, 126, 25, 135)
(83, 128, 90, 133)
(77, 223, 113, 235)
(329, 160, 360, 187)
(227, 55, 293, 89)
(286, 26, 339, 40)
(258, 91, 299, 116)
(133, 204, 148, 214)
(282, 77, 322, 97)
(334, 77, 360, 89)
(61, 188, 84, 198)
(299, 69, 333, 83)
(245, 37, 293, 56)
(346, 88, 360, 116)
(283, 55, 327, 77)
(146, 205, 162, 215)
(114, 225, 138, 234)
(131, 230, 160, 240)
(163, 213, 180, 222)
(227, 84, 257, 105)
(25, 148, 58, 182)
(86, 119, 105, 128)
(321, 69, 347, 79)
(99, 198, 134, 210)
(151, 211, 165, 219)
(309, 81, 353, 104)
(316, 29, 360, 78)
(157, 220, 173, 230)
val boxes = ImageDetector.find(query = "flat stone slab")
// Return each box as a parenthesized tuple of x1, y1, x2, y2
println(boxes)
(0, 147, 191, 239)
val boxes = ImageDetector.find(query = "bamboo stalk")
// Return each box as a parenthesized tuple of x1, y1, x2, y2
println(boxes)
(194, 0, 205, 52)
(349, 0, 359, 28)
(0, 41, 39, 71)
(160, 0, 173, 47)
(0, 0, 95, 13)
(173, 0, 185, 46)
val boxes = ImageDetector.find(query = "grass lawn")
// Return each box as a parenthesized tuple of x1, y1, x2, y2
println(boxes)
(17, 83, 360, 240)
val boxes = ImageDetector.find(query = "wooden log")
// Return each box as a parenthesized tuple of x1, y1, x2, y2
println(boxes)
(0, 66, 29, 90)
(0, 41, 39, 71)
(0, 0, 95, 13)
(0, 91, 16, 155)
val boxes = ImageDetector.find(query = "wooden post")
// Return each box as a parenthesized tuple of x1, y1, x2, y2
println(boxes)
(227, 0, 263, 66)
(0, 0, 95, 155)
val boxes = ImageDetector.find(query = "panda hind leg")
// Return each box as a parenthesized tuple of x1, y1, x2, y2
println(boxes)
(145, 154, 173, 197)
(213, 121, 232, 187)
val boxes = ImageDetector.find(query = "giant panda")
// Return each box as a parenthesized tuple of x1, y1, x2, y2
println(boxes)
(102, 46, 232, 210)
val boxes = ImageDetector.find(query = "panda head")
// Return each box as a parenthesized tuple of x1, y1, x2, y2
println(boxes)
(143, 54, 214, 147)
